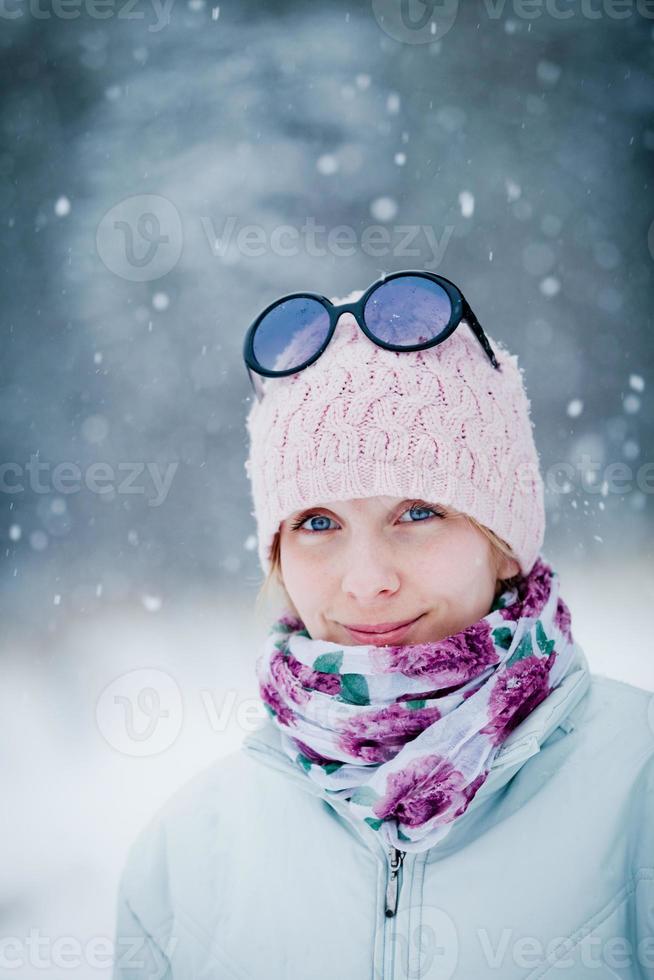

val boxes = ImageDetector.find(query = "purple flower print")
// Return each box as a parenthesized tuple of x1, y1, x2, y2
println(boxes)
(285, 653, 341, 696)
(554, 597, 573, 644)
(269, 650, 311, 707)
(259, 681, 296, 727)
(338, 702, 442, 764)
(499, 558, 552, 622)
(396, 684, 467, 700)
(277, 612, 305, 632)
(480, 654, 555, 746)
(292, 738, 337, 766)
(374, 619, 499, 686)
(451, 770, 489, 819)
(372, 753, 488, 828)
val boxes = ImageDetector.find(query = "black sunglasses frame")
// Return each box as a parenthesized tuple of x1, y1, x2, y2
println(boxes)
(243, 269, 501, 401)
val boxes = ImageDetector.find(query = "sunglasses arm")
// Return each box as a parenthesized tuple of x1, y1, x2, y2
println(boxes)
(462, 302, 502, 371)
(247, 366, 266, 402)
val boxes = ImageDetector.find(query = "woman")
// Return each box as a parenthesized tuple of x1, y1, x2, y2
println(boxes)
(113, 272, 654, 980)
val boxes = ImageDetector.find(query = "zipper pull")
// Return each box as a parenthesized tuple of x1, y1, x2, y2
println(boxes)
(384, 846, 406, 918)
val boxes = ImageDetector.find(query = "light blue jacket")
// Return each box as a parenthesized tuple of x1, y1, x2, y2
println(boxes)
(112, 670, 654, 979)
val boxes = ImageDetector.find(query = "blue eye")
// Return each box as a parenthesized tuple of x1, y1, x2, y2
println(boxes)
(290, 513, 337, 533)
(398, 504, 444, 523)
(289, 503, 445, 534)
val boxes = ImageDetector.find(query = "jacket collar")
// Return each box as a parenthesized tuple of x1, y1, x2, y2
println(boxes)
(241, 645, 593, 863)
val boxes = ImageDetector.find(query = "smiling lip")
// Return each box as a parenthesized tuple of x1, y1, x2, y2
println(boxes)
(343, 617, 421, 633)
(342, 616, 423, 645)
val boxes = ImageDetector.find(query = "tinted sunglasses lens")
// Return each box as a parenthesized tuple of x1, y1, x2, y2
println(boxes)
(252, 297, 331, 374)
(363, 275, 453, 346)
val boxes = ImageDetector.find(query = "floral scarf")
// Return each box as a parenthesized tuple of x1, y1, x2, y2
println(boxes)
(254, 556, 589, 853)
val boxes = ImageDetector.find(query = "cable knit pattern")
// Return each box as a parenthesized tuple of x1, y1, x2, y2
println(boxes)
(244, 288, 545, 577)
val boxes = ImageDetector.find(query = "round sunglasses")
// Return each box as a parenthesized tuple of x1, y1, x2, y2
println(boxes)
(243, 270, 502, 401)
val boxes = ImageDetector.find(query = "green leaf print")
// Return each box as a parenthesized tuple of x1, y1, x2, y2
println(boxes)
(396, 828, 412, 842)
(263, 703, 276, 719)
(492, 626, 513, 650)
(313, 651, 344, 673)
(491, 593, 507, 612)
(296, 753, 313, 772)
(350, 785, 381, 805)
(535, 620, 556, 656)
(340, 673, 370, 705)
(404, 699, 426, 709)
(506, 630, 534, 668)
(274, 621, 295, 634)
(322, 761, 344, 774)
(364, 817, 383, 831)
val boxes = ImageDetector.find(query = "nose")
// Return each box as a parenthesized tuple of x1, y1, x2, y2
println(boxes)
(340, 536, 401, 603)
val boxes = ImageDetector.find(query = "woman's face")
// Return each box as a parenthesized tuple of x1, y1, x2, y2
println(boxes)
(278, 496, 520, 646)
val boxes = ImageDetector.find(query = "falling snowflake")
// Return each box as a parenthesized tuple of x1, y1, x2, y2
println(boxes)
(54, 196, 71, 217)
(537, 60, 562, 86)
(540, 276, 561, 297)
(505, 179, 521, 203)
(316, 154, 339, 176)
(142, 594, 162, 613)
(566, 399, 583, 418)
(459, 191, 474, 218)
(386, 92, 400, 114)
(370, 196, 398, 222)
(152, 292, 169, 312)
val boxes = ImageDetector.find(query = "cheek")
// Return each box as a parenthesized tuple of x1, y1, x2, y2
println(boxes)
(280, 542, 329, 607)
(414, 528, 493, 590)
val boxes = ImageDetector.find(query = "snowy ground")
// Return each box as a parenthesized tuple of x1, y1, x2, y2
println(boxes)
(0, 588, 269, 979)
(1, 560, 653, 978)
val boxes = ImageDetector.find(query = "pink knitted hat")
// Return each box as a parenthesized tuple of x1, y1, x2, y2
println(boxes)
(244, 288, 545, 578)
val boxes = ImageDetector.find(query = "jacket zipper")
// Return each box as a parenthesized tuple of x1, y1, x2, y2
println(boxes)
(384, 845, 406, 917)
